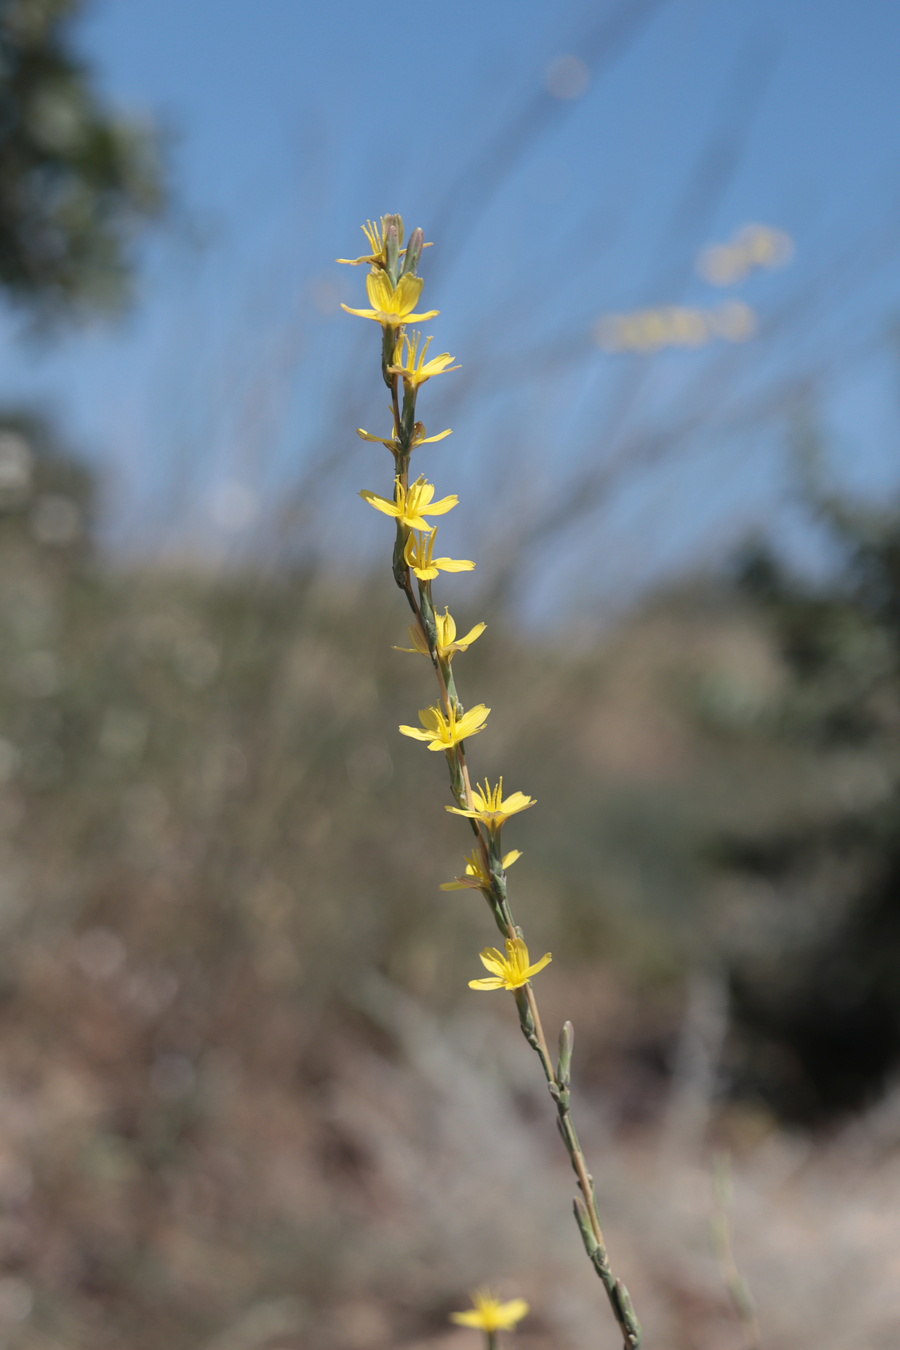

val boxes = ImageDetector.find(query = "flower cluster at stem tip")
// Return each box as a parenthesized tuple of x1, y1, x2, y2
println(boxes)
(339, 210, 548, 995)
(339, 212, 643, 1350)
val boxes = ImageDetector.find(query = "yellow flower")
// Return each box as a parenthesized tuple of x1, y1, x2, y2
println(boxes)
(336, 217, 433, 267)
(440, 848, 521, 891)
(357, 423, 453, 453)
(399, 701, 489, 752)
(396, 608, 486, 660)
(404, 530, 474, 581)
(336, 215, 402, 267)
(450, 1290, 530, 1333)
(388, 331, 459, 387)
(469, 937, 551, 991)
(341, 270, 438, 326)
(360, 474, 457, 530)
(447, 778, 536, 830)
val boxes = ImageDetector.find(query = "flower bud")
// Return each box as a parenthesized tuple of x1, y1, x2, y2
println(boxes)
(384, 218, 402, 277)
(402, 227, 425, 277)
(557, 1019, 574, 1089)
(573, 1196, 599, 1256)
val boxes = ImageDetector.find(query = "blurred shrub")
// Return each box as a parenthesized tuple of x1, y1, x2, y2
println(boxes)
(0, 0, 164, 319)
(5, 411, 886, 1342)
(710, 497, 900, 1124)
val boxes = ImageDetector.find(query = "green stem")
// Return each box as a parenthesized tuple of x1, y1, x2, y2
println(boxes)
(406, 515, 643, 1350)
(517, 987, 642, 1349)
(412, 603, 641, 1346)
(359, 240, 642, 1350)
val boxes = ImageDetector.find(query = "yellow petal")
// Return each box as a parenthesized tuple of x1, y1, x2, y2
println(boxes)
(412, 479, 435, 507)
(366, 270, 394, 310)
(436, 609, 456, 644)
(504, 792, 535, 811)
(393, 625, 429, 656)
(359, 488, 397, 516)
(357, 427, 395, 445)
(433, 557, 475, 572)
(418, 706, 443, 733)
(495, 1299, 530, 1328)
(424, 494, 458, 516)
(455, 622, 486, 648)
(450, 1311, 486, 1328)
(393, 272, 424, 313)
(468, 977, 505, 991)
(526, 953, 552, 978)
(478, 947, 507, 976)
(456, 705, 490, 737)
(398, 724, 433, 741)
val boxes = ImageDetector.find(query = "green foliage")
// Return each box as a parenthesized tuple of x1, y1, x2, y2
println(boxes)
(0, 0, 164, 318)
(716, 500, 900, 1123)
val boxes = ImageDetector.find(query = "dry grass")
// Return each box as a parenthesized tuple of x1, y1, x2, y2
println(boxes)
(0, 455, 896, 1347)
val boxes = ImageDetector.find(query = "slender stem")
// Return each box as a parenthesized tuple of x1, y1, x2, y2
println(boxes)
(414, 598, 641, 1349)
(420, 640, 642, 1348)
(459, 756, 477, 812)
(391, 374, 403, 449)
(713, 1153, 760, 1350)
(525, 984, 641, 1345)
(363, 258, 642, 1349)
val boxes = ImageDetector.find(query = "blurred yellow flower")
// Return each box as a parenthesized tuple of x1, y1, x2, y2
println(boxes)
(697, 223, 793, 286)
(360, 474, 457, 530)
(469, 937, 551, 991)
(389, 331, 459, 387)
(399, 702, 489, 752)
(593, 301, 757, 354)
(341, 270, 438, 326)
(396, 608, 485, 661)
(440, 847, 521, 892)
(404, 529, 474, 581)
(447, 778, 535, 830)
(450, 1290, 530, 1332)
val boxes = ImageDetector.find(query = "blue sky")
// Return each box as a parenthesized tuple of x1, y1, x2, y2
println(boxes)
(2, 0, 899, 613)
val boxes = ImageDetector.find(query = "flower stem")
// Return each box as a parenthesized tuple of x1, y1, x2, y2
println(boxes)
(443, 730, 642, 1348)
(413, 573, 642, 1349)
(353, 223, 642, 1349)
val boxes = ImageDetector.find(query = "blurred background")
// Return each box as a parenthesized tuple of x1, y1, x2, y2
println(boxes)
(1, 0, 900, 1347)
